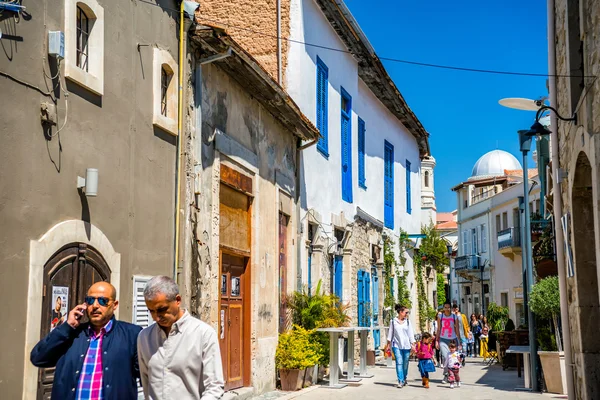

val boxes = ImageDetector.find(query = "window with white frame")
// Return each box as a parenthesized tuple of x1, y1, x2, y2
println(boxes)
(65, 0, 104, 95)
(153, 48, 178, 135)
(481, 223, 487, 252)
(472, 228, 478, 254)
(462, 230, 468, 255)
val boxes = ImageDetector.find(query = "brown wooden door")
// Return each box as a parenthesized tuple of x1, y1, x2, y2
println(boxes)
(37, 243, 111, 400)
(279, 213, 288, 333)
(219, 253, 246, 391)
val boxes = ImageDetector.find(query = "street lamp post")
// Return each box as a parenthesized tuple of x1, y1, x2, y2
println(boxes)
(518, 129, 539, 392)
(446, 244, 453, 305)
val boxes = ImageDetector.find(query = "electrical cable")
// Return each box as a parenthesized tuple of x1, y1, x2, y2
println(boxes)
(134, 1, 596, 79)
(0, 70, 54, 96)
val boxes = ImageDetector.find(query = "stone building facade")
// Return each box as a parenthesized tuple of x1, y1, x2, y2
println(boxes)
(552, 0, 600, 398)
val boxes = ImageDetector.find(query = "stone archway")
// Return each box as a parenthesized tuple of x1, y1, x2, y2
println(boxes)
(570, 152, 600, 399)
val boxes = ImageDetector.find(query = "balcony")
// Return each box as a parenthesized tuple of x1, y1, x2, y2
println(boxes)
(454, 255, 480, 271)
(497, 227, 521, 260)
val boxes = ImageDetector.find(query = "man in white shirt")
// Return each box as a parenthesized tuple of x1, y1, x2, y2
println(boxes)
(137, 276, 224, 399)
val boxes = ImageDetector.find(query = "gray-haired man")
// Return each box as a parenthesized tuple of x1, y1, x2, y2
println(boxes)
(137, 276, 224, 399)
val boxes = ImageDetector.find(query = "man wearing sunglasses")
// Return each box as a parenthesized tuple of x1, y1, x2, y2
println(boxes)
(31, 282, 142, 400)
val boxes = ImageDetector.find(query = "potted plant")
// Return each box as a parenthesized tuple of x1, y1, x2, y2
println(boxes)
(529, 276, 566, 395)
(276, 326, 320, 391)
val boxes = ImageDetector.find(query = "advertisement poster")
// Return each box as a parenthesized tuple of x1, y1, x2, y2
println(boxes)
(231, 277, 240, 297)
(51, 286, 69, 331)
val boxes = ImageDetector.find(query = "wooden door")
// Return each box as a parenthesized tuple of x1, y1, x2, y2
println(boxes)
(38, 243, 110, 400)
(219, 253, 246, 391)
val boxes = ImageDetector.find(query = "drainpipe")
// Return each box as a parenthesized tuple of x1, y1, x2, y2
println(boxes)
(547, 0, 575, 397)
(277, 0, 282, 85)
(174, 1, 186, 281)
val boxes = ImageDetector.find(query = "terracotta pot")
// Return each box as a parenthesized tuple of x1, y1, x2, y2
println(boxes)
(538, 351, 567, 394)
(367, 350, 376, 366)
(536, 259, 557, 279)
(279, 368, 306, 391)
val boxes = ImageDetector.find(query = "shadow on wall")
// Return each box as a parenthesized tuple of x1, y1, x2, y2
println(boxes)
(154, 126, 178, 146)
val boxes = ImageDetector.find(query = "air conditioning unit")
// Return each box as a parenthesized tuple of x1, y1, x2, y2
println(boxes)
(48, 31, 65, 59)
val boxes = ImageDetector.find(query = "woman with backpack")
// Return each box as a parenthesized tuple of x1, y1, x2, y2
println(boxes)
(385, 304, 416, 388)
(470, 313, 482, 357)
(436, 302, 462, 384)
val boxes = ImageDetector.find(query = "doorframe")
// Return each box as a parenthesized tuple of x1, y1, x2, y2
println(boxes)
(23, 220, 121, 400)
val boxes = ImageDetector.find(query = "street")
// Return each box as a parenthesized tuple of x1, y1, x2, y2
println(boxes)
(254, 358, 560, 400)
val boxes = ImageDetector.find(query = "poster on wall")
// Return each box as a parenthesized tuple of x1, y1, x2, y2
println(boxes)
(220, 310, 225, 339)
(51, 286, 69, 331)
(221, 274, 227, 295)
(231, 277, 240, 297)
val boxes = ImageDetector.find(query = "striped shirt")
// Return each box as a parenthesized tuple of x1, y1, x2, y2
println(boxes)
(76, 319, 113, 400)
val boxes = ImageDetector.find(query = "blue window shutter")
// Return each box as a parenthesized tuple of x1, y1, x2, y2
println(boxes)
(384, 141, 394, 229)
(308, 252, 312, 296)
(357, 270, 365, 327)
(316, 57, 329, 157)
(334, 256, 343, 299)
(358, 118, 366, 188)
(406, 160, 412, 214)
(365, 272, 371, 327)
(341, 88, 352, 203)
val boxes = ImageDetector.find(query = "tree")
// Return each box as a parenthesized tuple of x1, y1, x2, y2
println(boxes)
(436, 272, 446, 308)
(529, 276, 562, 351)
(419, 223, 450, 274)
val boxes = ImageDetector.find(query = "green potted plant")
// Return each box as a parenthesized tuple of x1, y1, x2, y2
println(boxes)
(276, 326, 320, 391)
(486, 302, 508, 356)
(529, 276, 566, 394)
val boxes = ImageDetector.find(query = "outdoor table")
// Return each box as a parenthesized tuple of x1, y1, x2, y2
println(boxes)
(339, 327, 362, 383)
(316, 327, 348, 389)
(355, 326, 383, 378)
(505, 345, 531, 390)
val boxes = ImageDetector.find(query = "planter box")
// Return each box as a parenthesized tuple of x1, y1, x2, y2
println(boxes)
(280, 368, 306, 391)
(538, 351, 567, 394)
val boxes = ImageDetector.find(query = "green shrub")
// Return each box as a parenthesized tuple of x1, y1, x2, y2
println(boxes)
(276, 326, 320, 370)
(529, 276, 560, 319)
(486, 302, 509, 332)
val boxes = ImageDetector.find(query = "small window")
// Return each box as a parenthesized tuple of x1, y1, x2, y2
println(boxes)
(496, 214, 501, 233)
(501, 292, 508, 308)
(424, 171, 430, 188)
(76, 6, 90, 71)
(502, 212, 508, 230)
(161, 67, 170, 117)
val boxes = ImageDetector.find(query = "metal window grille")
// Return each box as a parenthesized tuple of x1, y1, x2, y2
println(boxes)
(76, 6, 90, 72)
(161, 68, 169, 117)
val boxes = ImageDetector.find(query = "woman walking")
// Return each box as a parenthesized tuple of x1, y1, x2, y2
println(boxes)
(385, 304, 416, 388)
(436, 302, 462, 384)
(470, 313, 481, 357)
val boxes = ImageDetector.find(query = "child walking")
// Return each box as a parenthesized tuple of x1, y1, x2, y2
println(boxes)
(467, 331, 475, 357)
(444, 341, 462, 389)
(416, 332, 436, 389)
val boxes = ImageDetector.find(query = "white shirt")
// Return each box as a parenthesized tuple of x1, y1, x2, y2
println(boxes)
(137, 311, 225, 400)
(387, 317, 416, 349)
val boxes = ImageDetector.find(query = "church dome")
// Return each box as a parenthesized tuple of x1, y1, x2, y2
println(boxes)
(470, 150, 521, 179)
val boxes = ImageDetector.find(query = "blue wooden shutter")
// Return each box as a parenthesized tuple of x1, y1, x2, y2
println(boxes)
(406, 160, 412, 214)
(358, 118, 366, 188)
(357, 270, 365, 327)
(334, 255, 343, 300)
(384, 141, 394, 229)
(341, 88, 352, 203)
(365, 272, 371, 327)
(316, 57, 329, 157)
(308, 251, 312, 296)
(372, 270, 380, 347)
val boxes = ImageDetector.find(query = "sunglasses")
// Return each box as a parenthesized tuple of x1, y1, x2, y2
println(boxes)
(85, 296, 111, 307)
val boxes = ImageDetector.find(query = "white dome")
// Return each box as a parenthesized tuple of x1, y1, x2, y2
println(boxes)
(470, 150, 521, 179)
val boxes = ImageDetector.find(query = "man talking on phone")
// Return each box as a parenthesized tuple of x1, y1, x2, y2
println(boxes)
(31, 282, 142, 399)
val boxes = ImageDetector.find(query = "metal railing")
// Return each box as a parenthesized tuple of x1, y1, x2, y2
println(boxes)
(497, 227, 521, 250)
(471, 187, 498, 204)
(454, 254, 480, 270)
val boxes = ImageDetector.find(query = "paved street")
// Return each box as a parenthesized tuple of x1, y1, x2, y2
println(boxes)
(255, 358, 562, 400)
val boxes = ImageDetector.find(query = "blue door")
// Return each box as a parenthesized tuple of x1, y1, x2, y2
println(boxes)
(308, 251, 312, 295)
(334, 256, 343, 300)
(372, 269, 380, 348)
(357, 270, 365, 326)
(384, 141, 394, 229)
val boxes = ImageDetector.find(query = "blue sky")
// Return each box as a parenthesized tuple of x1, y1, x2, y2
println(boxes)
(344, 0, 549, 212)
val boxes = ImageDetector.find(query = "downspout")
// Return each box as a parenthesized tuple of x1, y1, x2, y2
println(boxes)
(174, 1, 186, 281)
(296, 137, 318, 291)
(277, 0, 282, 84)
(547, 0, 575, 397)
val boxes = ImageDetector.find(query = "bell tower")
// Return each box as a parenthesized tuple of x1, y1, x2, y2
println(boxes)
(421, 156, 436, 225)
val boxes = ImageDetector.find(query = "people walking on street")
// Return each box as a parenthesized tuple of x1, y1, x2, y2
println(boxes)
(137, 276, 224, 400)
(436, 302, 462, 384)
(30, 282, 142, 400)
(385, 304, 416, 388)
(416, 332, 436, 389)
(467, 330, 475, 357)
(453, 305, 470, 361)
(480, 317, 490, 359)
(444, 341, 463, 389)
(470, 313, 481, 356)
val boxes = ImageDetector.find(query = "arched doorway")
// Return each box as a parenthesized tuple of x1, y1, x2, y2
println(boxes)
(37, 243, 111, 400)
(570, 152, 600, 399)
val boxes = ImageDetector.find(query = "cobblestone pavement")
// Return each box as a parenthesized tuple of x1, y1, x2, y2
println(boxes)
(252, 358, 564, 400)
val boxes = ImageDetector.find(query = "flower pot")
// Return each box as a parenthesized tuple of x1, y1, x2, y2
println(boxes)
(303, 365, 318, 387)
(538, 351, 567, 394)
(535, 259, 557, 279)
(367, 350, 376, 366)
(279, 368, 306, 391)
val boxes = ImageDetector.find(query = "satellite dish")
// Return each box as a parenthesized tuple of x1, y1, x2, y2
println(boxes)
(498, 97, 543, 111)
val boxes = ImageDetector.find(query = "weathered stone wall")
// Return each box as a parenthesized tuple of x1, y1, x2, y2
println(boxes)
(196, 0, 291, 86)
(554, 1, 600, 398)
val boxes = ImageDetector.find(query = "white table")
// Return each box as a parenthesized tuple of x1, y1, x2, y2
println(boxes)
(316, 327, 348, 389)
(355, 326, 383, 378)
(505, 345, 531, 390)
